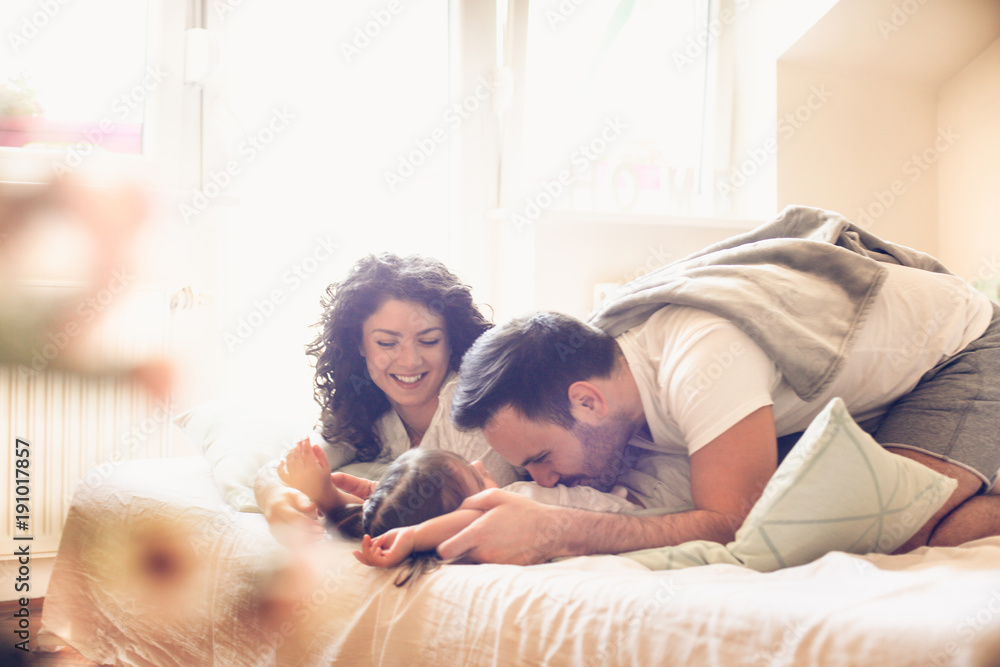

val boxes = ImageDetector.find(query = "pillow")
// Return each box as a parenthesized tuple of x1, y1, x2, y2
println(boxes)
(175, 401, 311, 512)
(620, 397, 957, 571)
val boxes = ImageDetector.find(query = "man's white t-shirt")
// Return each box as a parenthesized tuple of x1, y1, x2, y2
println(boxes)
(616, 263, 994, 457)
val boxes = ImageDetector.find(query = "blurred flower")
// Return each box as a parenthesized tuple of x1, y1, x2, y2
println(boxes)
(0, 175, 172, 400)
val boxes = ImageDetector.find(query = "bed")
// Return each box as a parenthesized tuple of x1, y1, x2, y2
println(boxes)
(39, 400, 1000, 667)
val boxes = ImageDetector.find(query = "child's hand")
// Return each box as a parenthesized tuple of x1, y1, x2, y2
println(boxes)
(330, 472, 378, 501)
(352, 529, 415, 569)
(260, 486, 326, 548)
(278, 439, 338, 508)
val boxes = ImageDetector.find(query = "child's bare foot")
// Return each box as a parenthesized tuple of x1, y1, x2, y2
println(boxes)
(278, 440, 342, 511)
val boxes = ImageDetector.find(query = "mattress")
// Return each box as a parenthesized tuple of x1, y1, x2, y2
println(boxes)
(40, 456, 1000, 666)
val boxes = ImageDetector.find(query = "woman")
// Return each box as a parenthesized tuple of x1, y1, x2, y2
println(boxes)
(254, 253, 518, 542)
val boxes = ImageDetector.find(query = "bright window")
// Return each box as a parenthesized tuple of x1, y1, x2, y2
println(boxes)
(1, 0, 152, 155)
(507, 0, 730, 219)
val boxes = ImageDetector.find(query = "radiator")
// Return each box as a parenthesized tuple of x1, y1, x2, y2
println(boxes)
(2, 285, 176, 556)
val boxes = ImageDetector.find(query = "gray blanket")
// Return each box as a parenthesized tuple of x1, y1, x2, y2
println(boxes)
(586, 205, 952, 401)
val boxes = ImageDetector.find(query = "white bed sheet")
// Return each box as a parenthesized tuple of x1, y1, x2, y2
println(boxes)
(40, 457, 1000, 666)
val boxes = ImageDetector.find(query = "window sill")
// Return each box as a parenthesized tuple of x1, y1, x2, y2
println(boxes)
(488, 207, 763, 231)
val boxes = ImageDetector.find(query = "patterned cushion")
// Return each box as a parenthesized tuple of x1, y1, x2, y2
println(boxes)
(620, 397, 957, 571)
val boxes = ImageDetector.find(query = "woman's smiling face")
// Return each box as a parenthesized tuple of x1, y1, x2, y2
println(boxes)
(360, 298, 451, 416)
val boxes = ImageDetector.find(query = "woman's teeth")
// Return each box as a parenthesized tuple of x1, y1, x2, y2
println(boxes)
(393, 373, 425, 384)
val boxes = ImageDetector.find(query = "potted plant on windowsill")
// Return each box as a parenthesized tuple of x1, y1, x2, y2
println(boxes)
(0, 75, 43, 148)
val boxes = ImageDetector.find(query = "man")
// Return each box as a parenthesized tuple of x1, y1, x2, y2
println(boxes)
(438, 207, 1000, 565)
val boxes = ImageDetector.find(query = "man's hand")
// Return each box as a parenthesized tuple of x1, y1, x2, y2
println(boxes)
(437, 489, 571, 565)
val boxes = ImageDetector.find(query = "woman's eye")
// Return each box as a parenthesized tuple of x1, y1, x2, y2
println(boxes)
(376, 341, 397, 348)
(419, 339, 440, 346)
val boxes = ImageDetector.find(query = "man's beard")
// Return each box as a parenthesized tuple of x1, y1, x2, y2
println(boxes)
(564, 414, 638, 492)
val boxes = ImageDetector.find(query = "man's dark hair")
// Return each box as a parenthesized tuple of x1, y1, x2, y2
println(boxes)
(451, 312, 619, 430)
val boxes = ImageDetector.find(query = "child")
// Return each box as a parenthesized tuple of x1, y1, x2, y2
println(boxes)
(279, 440, 659, 584)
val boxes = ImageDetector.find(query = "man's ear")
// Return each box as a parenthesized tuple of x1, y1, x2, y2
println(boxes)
(567, 381, 609, 423)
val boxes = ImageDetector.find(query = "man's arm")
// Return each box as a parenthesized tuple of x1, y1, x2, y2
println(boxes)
(438, 406, 777, 564)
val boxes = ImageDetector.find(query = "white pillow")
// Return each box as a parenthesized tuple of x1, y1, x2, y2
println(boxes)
(620, 397, 957, 571)
(174, 401, 310, 512)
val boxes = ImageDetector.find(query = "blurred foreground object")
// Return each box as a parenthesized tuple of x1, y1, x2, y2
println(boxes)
(0, 176, 171, 399)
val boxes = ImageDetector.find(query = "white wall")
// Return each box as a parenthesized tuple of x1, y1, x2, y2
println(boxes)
(937, 37, 1000, 291)
(201, 0, 454, 424)
(517, 0, 843, 319)
(725, 0, 840, 219)
(530, 218, 750, 320)
(767, 0, 1000, 265)
(775, 62, 939, 254)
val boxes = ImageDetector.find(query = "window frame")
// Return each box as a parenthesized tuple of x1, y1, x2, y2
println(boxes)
(495, 0, 742, 227)
(0, 0, 200, 192)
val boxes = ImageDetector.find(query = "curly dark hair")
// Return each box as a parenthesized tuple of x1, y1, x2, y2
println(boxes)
(305, 253, 492, 462)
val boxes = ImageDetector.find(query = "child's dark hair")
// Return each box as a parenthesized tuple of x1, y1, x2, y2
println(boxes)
(324, 449, 476, 585)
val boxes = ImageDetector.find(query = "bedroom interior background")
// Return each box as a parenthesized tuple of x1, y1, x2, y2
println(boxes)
(2, 0, 1000, 607)
(497, 0, 1000, 319)
(0, 0, 202, 602)
(0, 0, 456, 602)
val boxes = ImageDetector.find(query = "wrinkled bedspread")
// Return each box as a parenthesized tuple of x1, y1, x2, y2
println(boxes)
(40, 457, 1000, 666)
